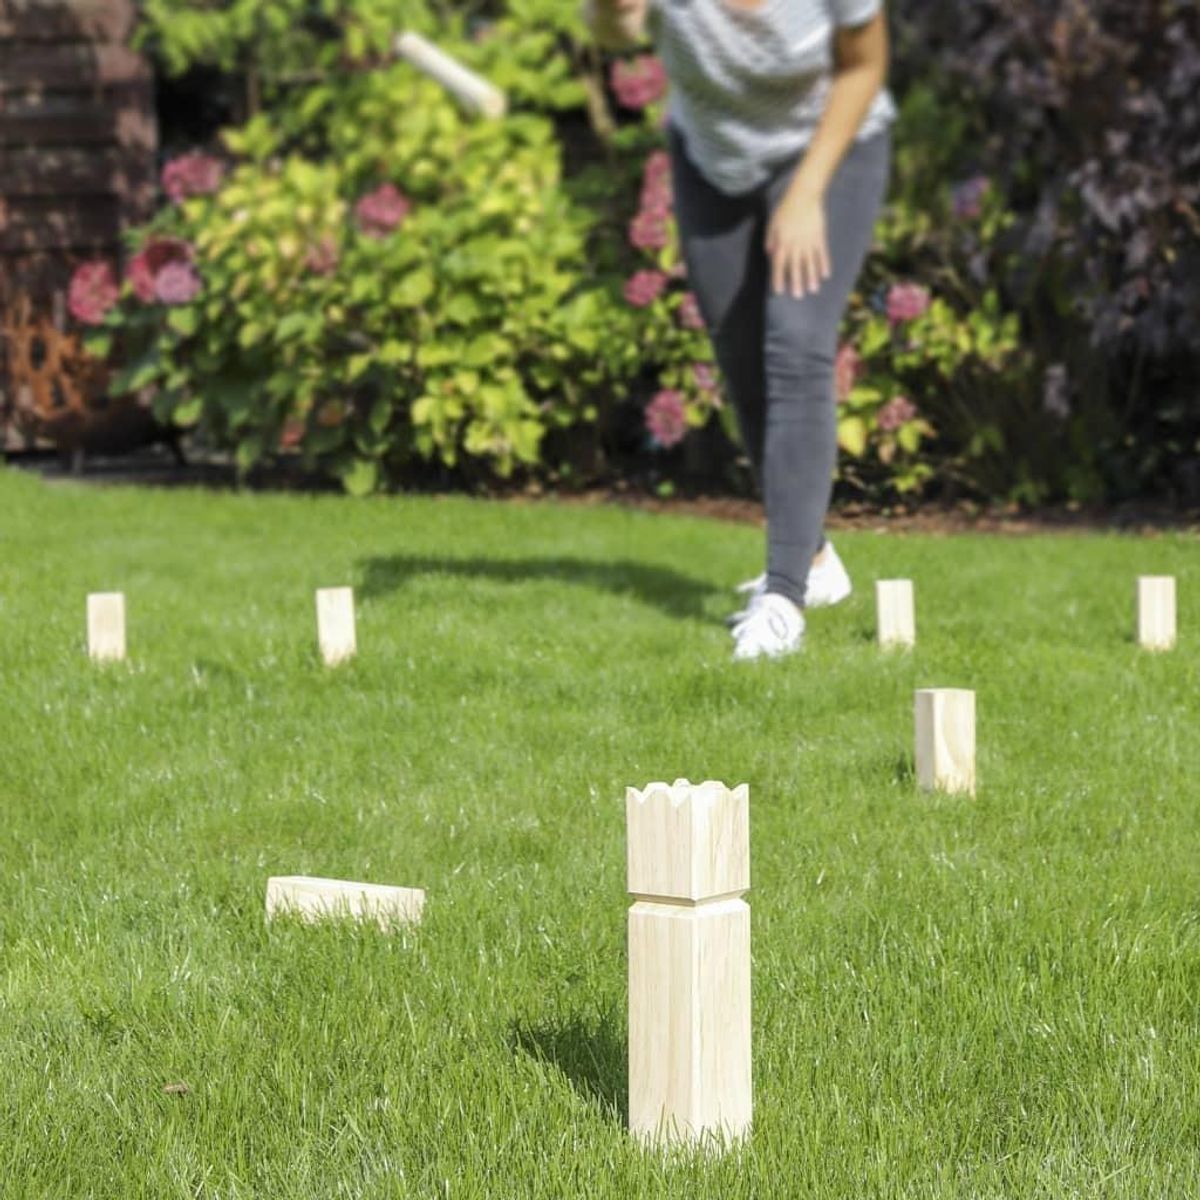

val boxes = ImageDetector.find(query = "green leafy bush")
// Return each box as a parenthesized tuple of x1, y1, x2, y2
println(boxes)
(84, 72, 641, 493)
(99, 0, 1198, 505)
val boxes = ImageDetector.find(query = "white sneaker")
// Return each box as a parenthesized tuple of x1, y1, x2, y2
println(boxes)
(731, 592, 804, 661)
(728, 542, 852, 625)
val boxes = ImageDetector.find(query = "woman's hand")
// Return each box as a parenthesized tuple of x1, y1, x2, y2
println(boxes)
(765, 185, 830, 298)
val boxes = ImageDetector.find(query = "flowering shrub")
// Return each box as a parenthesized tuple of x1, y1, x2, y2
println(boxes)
(119, 0, 1198, 503)
(77, 74, 639, 493)
(888, 0, 1200, 503)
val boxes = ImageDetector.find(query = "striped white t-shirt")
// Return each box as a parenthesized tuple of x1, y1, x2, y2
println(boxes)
(647, 0, 895, 194)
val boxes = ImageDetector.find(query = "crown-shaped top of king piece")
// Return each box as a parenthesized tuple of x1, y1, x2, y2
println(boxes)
(625, 779, 750, 901)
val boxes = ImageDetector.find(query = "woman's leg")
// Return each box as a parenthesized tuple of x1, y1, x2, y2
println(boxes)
(760, 131, 891, 608)
(667, 124, 769, 485)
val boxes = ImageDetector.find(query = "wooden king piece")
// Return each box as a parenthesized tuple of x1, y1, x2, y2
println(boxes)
(626, 779, 752, 1148)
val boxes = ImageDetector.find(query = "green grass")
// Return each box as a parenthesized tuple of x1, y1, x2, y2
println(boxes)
(1, 464, 1198, 1199)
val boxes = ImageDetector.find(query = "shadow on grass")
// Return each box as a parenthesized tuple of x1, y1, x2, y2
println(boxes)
(359, 554, 720, 621)
(510, 1011, 627, 1124)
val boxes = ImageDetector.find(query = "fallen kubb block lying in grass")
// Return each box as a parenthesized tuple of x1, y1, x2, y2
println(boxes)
(266, 876, 425, 931)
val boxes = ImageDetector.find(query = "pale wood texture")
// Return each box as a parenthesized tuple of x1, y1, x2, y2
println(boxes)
(316, 586, 356, 666)
(914, 688, 976, 796)
(876, 578, 916, 648)
(86, 590, 124, 661)
(627, 780, 751, 1147)
(626, 779, 749, 902)
(393, 32, 507, 119)
(265, 876, 424, 931)
(1137, 576, 1176, 651)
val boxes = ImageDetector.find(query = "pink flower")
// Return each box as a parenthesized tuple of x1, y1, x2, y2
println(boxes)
(624, 268, 668, 308)
(834, 342, 864, 404)
(610, 55, 667, 109)
(126, 237, 194, 303)
(355, 182, 412, 238)
(645, 389, 688, 448)
(668, 258, 688, 280)
(629, 209, 670, 251)
(692, 362, 721, 407)
(952, 175, 990, 220)
(304, 233, 339, 276)
(153, 261, 202, 305)
(677, 291, 705, 330)
(640, 177, 673, 217)
(643, 149, 670, 183)
(886, 282, 931, 325)
(877, 394, 918, 432)
(161, 152, 225, 204)
(68, 260, 119, 325)
(639, 152, 673, 214)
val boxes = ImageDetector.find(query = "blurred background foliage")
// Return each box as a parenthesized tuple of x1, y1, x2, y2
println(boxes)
(73, 0, 1199, 504)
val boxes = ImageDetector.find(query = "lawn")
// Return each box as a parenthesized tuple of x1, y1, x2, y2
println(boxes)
(1, 464, 1198, 1199)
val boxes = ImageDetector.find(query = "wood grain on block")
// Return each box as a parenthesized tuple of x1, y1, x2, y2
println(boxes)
(1137, 576, 1176, 651)
(914, 688, 975, 796)
(628, 899, 751, 1145)
(626, 779, 749, 902)
(627, 779, 751, 1148)
(316, 586, 356, 666)
(265, 876, 424, 931)
(87, 591, 125, 661)
(393, 32, 507, 119)
(876, 578, 915, 648)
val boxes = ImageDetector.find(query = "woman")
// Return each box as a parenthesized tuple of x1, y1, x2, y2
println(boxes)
(586, 0, 894, 660)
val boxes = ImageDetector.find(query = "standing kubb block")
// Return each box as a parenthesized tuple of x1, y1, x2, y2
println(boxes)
(87, 592, 126, 661)
(316, 587, 356, 666)
(627, 779, 751, 1148)
(1137, 576, 1176, 651)
(914, 689, 976, 796)
(876, 579, 916, 648)
(265, 876, 424, 931)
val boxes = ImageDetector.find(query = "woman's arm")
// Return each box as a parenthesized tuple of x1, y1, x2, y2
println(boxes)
(766, 10, 890, 297)
(580, 0, 650, 52)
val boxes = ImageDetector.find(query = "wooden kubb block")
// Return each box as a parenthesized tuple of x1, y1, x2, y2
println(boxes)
(876, 579, 916, 648)
(914, 688, 976, 796)
(1137, 576, 1176, 651)
(627, 779, 751, 1147)
(266, 876, 424, 932)
(87, 591, 126, 661)
(316, 587, 356, 666)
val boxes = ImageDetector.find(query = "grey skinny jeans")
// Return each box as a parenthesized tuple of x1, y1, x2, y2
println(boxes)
(668, 122, 891, 608)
